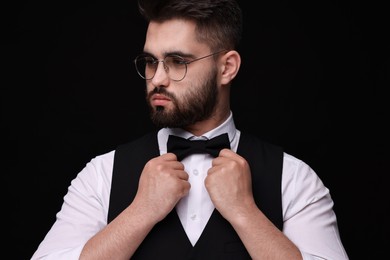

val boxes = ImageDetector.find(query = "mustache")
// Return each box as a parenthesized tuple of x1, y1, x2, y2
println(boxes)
(147, 86, 175, 100)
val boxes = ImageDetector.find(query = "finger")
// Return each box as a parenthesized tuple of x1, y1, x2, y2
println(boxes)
(174, 169, 189, 180)
(160, 153, 185, 170)
(217, 148, 236, 158)
(162, 152, 179, 161)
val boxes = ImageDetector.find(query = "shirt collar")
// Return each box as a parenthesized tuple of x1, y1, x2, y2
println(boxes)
(158, 111, 237, 153)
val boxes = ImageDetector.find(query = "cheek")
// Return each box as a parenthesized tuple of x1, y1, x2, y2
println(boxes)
(146, 83, 155, 92)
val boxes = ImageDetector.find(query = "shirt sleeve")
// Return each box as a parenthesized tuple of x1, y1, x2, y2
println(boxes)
(30, 151, 115, 260)
(281, 153, 349, 260)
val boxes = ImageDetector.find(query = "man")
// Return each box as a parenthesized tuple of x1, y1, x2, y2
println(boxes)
(32, 0, 349, 259)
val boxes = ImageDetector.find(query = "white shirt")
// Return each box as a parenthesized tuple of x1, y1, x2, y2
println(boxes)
(31, 113, 349, 260)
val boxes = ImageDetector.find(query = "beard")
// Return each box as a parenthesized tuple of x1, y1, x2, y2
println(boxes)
(146, 69, 218, 128)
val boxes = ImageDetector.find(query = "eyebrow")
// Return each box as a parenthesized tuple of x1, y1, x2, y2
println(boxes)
(141, 50, 196, 59)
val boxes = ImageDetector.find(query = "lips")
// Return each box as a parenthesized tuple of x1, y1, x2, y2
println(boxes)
(151, 93, 171, 106)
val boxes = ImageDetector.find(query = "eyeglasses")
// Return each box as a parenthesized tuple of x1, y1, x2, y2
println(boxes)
(134, 50, 226, 81)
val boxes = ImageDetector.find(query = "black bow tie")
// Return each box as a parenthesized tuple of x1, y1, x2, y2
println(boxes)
(167, 133, 230, 161)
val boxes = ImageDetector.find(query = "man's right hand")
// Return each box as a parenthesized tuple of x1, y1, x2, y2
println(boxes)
(132, 153, 190, 223)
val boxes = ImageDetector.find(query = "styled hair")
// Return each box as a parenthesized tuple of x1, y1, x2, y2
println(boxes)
(137, 0, 243, 51)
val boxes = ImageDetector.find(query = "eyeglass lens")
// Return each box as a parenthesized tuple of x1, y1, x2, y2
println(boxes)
(135, 55, 188, 81)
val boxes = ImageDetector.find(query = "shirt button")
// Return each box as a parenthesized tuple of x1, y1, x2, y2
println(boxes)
(190, 214, 197, 221)
(193, 169, 199, 176)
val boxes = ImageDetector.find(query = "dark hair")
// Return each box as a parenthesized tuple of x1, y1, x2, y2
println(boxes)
(137, 0, 243, 51)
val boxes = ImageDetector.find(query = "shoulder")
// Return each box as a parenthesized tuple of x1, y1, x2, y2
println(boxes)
(282, 152, 317, 178)
(116, 131, 159, 150)
(237, 132, 284, 171)
(239, 132, 283, 154)
(113, 131, 160, 164)
(282, 152, 329, 197)
(82, 131, 159, 174)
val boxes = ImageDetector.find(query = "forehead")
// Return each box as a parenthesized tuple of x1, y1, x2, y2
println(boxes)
(143, 19, 210, 55)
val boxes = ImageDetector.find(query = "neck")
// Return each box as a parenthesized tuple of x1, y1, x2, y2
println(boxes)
(183, 109, 230, 137)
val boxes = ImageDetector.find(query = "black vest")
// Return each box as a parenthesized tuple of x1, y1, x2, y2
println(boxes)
(108, 131, 283, 259)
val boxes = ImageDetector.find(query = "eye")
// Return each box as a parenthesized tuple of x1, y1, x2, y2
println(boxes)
(167, 55, 187, 66)
(144, 56, 157, 65)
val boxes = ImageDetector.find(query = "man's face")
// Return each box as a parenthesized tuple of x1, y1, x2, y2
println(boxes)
(146, 67, 218, 128)
(143, 19, 220, 128)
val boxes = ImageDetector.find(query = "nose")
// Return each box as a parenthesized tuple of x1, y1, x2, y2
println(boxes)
(151, 61, 170, 86)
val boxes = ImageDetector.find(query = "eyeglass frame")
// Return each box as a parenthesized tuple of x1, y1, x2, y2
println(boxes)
(134, 50, 227, 82)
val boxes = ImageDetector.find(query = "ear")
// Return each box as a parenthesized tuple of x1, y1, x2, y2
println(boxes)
(219, 50, 241, 85)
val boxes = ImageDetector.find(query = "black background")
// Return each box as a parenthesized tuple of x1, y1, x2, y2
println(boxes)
(4, 1, 388, 259)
